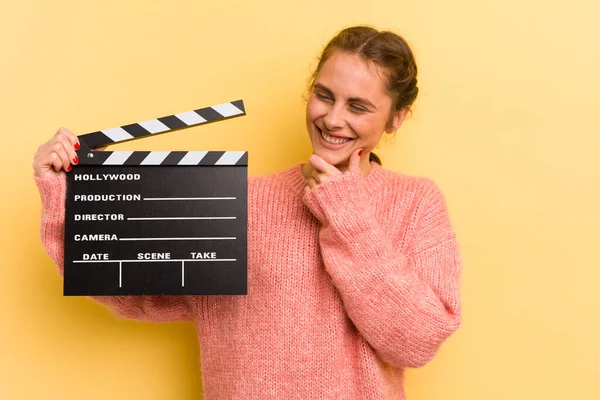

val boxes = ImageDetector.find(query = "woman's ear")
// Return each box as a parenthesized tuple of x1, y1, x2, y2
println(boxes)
(385, 108, 409, 133)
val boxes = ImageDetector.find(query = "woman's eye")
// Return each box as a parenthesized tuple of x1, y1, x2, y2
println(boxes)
(350, 104, 367, 113)
(316, 93, 332, 102)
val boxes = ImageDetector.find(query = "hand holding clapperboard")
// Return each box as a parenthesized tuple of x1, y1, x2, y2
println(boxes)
(63, 100, 247, 296)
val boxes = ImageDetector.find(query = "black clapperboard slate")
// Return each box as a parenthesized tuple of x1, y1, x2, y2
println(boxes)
(64, 100, 247, 296)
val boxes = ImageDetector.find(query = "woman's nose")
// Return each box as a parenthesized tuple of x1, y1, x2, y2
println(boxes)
(323, 105, 344, 131)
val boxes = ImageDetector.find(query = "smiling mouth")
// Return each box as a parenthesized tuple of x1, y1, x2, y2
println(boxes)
(318, 127, 353, 145)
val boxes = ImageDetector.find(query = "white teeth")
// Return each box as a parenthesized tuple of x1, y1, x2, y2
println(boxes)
(320, 130, 351, 145)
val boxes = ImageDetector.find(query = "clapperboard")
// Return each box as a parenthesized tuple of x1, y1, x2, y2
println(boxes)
(64, 100, 247, 296)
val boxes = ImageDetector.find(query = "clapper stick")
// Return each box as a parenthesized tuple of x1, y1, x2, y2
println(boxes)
(64, 99, 248, 296)
(76, 99, 247, 165)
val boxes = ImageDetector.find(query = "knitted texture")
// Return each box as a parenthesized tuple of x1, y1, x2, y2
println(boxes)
(34, 162, 462, 400)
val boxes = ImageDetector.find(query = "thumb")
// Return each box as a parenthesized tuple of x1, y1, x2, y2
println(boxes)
(349, 148, 363, 174)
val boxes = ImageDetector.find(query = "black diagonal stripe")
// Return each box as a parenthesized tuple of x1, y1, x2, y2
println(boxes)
(200, 151, 225, 165)
(78, 151, 111, 165)
(158, 115, 187, 130)
(194, 107, 224, 122)
(231, 100, 245, 114)
(124, 152, 151, 165)
(235, 152, 248, 166)
(80, 131, 114, 148)
(162, 151, 187, 165)
(122, 123, 151, 138)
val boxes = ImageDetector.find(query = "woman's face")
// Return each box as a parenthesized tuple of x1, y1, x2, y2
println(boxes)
(305, 50, 402, 171)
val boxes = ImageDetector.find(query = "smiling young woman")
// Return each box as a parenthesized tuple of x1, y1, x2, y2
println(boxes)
(302, 26, 419, 190)
(33, 25, 461, 400)
(305, 50, 403, 174)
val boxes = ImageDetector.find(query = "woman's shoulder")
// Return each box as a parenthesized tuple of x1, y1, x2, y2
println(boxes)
(248, 163, 305, 195)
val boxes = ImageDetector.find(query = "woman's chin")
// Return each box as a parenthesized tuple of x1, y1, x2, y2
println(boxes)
(313, 149, 350, 169)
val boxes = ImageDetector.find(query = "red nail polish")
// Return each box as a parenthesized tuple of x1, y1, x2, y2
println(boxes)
(73, 156, 79, 164)
(358, 149, 364, 156)
(74, 143, 80, 150)
(67, 165, 72, 172)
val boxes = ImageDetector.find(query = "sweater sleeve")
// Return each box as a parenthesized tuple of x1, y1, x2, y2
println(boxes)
(34, 173, 195, 323)
(302, 171, 462, 369)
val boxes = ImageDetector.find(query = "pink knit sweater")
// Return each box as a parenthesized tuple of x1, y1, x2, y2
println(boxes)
(35, 162, 462, 400)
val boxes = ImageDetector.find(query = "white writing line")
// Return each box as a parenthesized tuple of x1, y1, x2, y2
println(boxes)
(73, 259, 237, 263)
(143, 197, 236, 201)
(119, 237, 236, 241)
(127, 216, 236, 221)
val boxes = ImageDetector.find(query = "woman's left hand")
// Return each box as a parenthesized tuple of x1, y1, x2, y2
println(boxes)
(303, 148, 363, 196)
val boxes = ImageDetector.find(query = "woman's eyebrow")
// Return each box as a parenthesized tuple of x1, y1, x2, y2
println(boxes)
(348, 96, 376, 109)
(314, 83, 334, 96)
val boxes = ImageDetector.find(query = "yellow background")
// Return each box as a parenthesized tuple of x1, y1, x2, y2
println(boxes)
(1, 0, 599, 399)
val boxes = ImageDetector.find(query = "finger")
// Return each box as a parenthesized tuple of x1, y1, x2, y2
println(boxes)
(50, 152, 65, 173)
(308, 154, 341, 176)
(34, 147, 69, 174)
(349, 148, 363, 174)
(33, 150, 53, 176)
(55, 127, 80, 151)
(311, 169, 332, 185)
(310, 169, 321, 183)
(49, 141, 73, 173)
(34, 141, 67, 171)
(306, 177, 318, 189)
(55, 128, 80, 166)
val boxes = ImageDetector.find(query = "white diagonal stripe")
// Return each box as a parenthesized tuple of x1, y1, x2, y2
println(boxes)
(138, 119, 170, 134)
(141, 151, 170, 165)
(216, 151, 245, 165)
(101, 127, 134, 143)
(212, 102, 243, 117)
(103, 151, 134, 165)
(175, 111, 207, 126)
(178, 151, 208, 165)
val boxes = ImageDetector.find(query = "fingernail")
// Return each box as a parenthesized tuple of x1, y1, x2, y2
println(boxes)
(358, 149, 364, 156)
(73, 156, 79, 164)
(74, 143, 80, 150)
(67, 165, 72, 172)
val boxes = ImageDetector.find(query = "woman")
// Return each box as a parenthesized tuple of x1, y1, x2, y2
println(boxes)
(33, 26, 462, 399)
